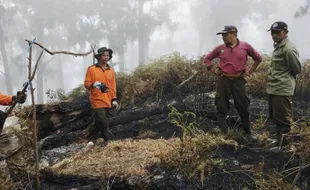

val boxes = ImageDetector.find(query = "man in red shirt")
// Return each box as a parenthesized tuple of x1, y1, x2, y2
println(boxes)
(204, 25, 262, 139)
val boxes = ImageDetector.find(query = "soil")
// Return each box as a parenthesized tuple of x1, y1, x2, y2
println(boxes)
(4, 91, 310, 190)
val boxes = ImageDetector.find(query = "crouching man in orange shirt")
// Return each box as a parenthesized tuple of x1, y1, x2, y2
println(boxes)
(84, 47, 119, 141)
(0, 92, 27, 134)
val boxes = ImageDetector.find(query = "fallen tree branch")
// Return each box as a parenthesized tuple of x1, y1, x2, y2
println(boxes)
(289, 160, 308, 190)
(4, 50, 44, 116)
(177, 70, 198, 89)
(31, 50, 44, 80)
(25, 39, 94, 57)
(28, 45, 41, 190)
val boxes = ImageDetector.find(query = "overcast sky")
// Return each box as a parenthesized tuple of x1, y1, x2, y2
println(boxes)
(148, 0, 310, 60)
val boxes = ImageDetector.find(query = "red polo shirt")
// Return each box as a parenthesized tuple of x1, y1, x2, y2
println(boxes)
(204, 41, 262, 74)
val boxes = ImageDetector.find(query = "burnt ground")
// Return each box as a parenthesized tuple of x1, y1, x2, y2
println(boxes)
(4, 92, 310, 190)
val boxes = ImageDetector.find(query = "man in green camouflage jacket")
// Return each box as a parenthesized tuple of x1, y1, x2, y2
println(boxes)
(266, 21, 302, 145)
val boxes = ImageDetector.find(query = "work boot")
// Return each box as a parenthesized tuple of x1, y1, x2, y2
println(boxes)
(217, 116, 228, 134)
(267, 124, 280, 142)
(277, 127, 290, 146)
(86, 124, 102, 141)
(241, 120, 251, 133)
(241, 120, 257, 140)
(269, 126, 290, 151)
(101, 128, 109, 142)
(244, 132, 257, 141)
(269, 135, 288, 152)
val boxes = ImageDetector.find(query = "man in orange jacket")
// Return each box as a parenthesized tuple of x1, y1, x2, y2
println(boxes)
(84, 47, 119, 141)
(0, 92, 27, 134)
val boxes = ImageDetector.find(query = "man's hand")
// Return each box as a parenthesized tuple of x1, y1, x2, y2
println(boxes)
(242, 71, 252, 78)
(92, 81, 109, 93)
(207, 65, 222, 76)
(13, 91, 26, 104)
(112, 100, 120, 110)
(246, 61, 260, 77)
(211, 67, 222, 76)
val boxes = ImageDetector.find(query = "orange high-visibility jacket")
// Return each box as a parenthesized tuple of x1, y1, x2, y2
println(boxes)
(0, 93, 13, 106)
(84, 64, 117, 109)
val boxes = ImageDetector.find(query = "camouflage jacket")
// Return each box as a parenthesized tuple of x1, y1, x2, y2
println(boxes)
(266, 38, 302, 96)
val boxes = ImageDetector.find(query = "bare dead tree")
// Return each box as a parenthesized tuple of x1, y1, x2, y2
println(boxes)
(25, 39, 95, 57)
(23, 39, 94, 189)
(0, 38, 96, 189)
(26, 44, 44, 190)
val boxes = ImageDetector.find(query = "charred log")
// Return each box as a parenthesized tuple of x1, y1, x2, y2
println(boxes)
(39, 131, 84, 150)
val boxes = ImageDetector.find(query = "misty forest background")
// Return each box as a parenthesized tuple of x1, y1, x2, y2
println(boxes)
(1, 0, 310, 107)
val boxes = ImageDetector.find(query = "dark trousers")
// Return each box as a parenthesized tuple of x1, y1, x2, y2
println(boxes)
(215, 76, 251, 132)
(0, 111, 6, 134)
(268, 94, 292, 137)
(89, 108, 114, 140)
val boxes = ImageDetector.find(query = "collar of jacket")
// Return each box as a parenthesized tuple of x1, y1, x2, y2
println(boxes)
(225, 38, 240, 47)
(273, 37, 288, 49)
(95, 63, 111, 70)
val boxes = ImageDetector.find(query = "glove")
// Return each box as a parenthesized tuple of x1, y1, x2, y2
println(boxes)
(92, 81, 109, 93)
(112, 100, 120, 110)
(92, 81, 102, 89)
(12, 91, 27, 104)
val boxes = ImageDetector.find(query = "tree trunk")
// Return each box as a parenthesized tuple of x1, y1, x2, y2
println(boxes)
(36, 33, 45, 104)
(119, 53, 125, 72)
(138, 36, 146, 65)
(58, 55, 65, 90)
(0, 27, 13, 94)
(36, 67, 45, 104)
(137, 0, 146, 66)
(130, 41, 137, 71)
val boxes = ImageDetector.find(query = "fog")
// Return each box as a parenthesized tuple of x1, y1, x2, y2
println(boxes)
(0, 0, 310, 109)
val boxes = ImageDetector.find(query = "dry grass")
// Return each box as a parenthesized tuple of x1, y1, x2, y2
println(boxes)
(0, 161, 11, 190)
(58, 138, 176, 177)
(2, 145, 37, 190)
(56, 103, 238, 183)
(252, 114, 268, 131)
(157, 132, 236, 180)
(251, 171, 296, 190)
(245, 58, 271, 96)
(116, 53, 217, 106)
(156, 104, 238, 181)
(295, 60, 310, 97)
(137, 130, 158, 139)
(115, 53, 310, 106)
(38, 53, 310, 107)
(295, 132, 310, 163)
